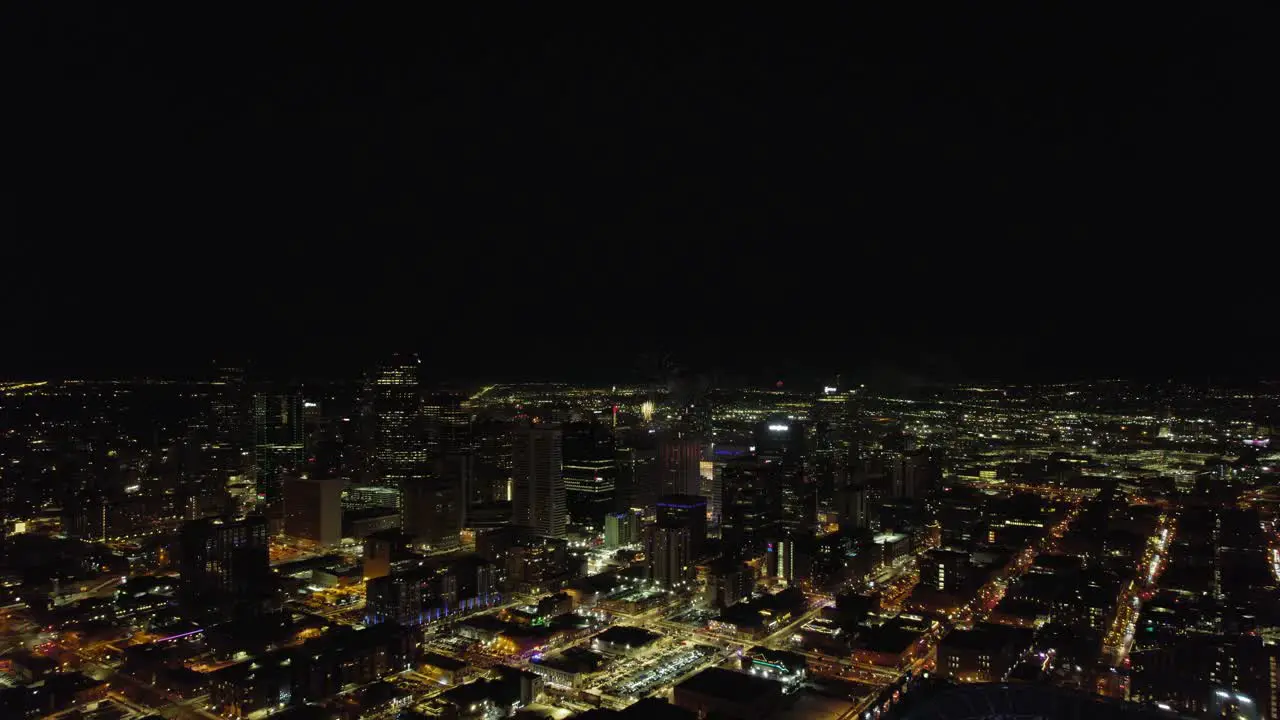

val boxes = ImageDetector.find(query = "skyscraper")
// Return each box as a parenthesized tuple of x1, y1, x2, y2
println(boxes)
(721, 456, 782, 559)
(179, 516, 271, 618)
(400, 456, 464, 551)
(615, 442, 656, 512)
(646, 523, 693, 589)
(511, 424, 566, 538)
(252, 392, 305, 503)
(657, 430, 702, 500)
(562, 422, 616, 526)
(372, 354, 426, 488)
(423, 392, 471, 456)
(890, 452, 939, 500)
(837, 483, 868, 531)
(657, 494, 708, 560)
(210, 360, 248, 486)
(765, 535, 796, 587)
(473, 419, 514, 504)
(283, 475, 343, 546)
(604, 510, 641, 548)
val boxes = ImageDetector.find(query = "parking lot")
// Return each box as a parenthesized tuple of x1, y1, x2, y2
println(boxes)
(602, 643, 719, 699)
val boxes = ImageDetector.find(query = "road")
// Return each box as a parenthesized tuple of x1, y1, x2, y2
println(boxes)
(1101, 512, 1175, 668)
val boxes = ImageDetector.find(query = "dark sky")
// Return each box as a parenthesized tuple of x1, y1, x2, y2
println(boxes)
(7, 7, 1274, 384)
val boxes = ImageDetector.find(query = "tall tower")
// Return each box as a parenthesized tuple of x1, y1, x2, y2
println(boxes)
(422, 392, 471, 455)
(657, 494, 708, 559)
(400, 453, 467, 550)
(372, 354, 426, 489)
(210, 360, 248, 484)
(721, 456, 782, 559)
(512, 424, 566, 538)
(646, 523, 693, 589)
(252, 392, 304, 503)
(656, 430, 702, 500)
(562, 422, 617, 526)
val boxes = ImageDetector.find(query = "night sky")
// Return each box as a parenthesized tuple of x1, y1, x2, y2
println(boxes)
(8, 7, 1273, 383)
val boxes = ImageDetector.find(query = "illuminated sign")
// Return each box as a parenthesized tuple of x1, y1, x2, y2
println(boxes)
(767, 424, 790, 432)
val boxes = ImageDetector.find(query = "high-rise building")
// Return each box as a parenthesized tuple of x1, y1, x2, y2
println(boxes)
(252, 393, 305, 502)
(703, 559, 753, 608)
(615, 443, 656, 511)
(179, 516, 271, 618)
(562, 422, 617, 527)
(699, 459, 718, 526)
(709, 444, 750, 528)
(919, 547, 972, 593)
(372, 354, 426, 489)
(210, 361, 248, 486)
(283, 475, 343, 546)
(890, 452, 939, 500)
(837, 483, 868, 531)
(401, 459, 463, 551)
(423, 392, 471, 455)
(657, 430, 702, 499)
(778, 459, 816, 531)
(721, 456, 782, 559)
(363, 534, 395, 581)
(646, 523, 693, 589)
(473, 419, 514, 504)
(657, 494, 708, 560)
(604, 510, 640, 548)
(365, 557, 500, 626)
(512, 425, 566, 538)
(766, 535, 796, 587)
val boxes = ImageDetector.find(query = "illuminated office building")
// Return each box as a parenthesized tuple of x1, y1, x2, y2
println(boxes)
(657, 430, 702, 499)
(512, 424, 566, 538)
(179, 516, 272, 618)
(423, 392, 471, 455)
(562, 422, 616, 526)
(657, 493, 708, 559)
(646, 523, 693, 589)
(721, 456, 781, 559)
(604, 510, 640, 548)
(372, 354, 427, 490)
(252, 392, 305, 503)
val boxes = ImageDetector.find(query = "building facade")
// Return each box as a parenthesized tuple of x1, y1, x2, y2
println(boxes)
(512, 425, 566, 538)
(252, 393, 304, 502)
(282, 475, 343, 546)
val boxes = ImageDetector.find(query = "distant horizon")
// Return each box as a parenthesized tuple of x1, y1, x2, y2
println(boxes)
(4, 370, 1276, 388)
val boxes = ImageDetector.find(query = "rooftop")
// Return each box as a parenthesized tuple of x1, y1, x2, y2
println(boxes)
(676, 667, 781, 703)
(421, 652, 467, 672)
(533, 647, 605, 674)
(858, 622, 921, 655)
(595, 626, 661, 648)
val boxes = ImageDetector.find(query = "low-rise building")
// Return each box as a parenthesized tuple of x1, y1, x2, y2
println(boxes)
(529, 647, 606, 688)
(673, 667, 782, 720)
(420, 652, 469, 685)
(592, 626, 661, 657)
(937, 623, 1034, 683)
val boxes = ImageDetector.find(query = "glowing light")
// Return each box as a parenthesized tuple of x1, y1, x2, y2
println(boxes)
(641, 401, 655, 423)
